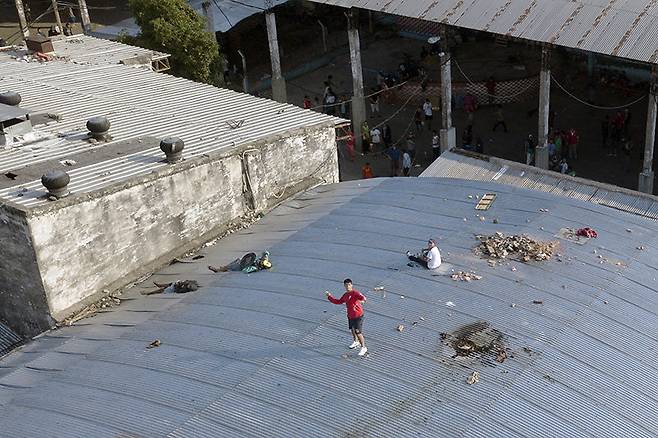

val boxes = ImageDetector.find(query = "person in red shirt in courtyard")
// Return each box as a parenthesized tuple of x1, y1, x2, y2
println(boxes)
(326, 279, 368, 356)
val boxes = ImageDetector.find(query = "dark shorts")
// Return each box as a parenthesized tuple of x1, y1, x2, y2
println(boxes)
(425, 114, 433, 120)
(348, 316, 364, 334)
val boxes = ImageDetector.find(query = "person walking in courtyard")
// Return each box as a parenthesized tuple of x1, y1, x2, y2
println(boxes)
(567, 127, 579, 160)
(406, 238, 442, 269)
(386, 144, 401, 176)
(369, 90, 380, 117)
(423, 98, 433, 130)
(402, 151, 412, 176)
(414, 107, 424, 132)
(493, 105, 508, 133)
(432, 130, 441, 160)
(485, 76, 496, 104)
(345, 129, 355, 161)
(406, 134, 416, 161)
(370, 125, 382, 151)
(383, 123, 393, 147)
(361, 121, 371, 154)
(326, 279, 368, 356)
(361, 162, 374, 179)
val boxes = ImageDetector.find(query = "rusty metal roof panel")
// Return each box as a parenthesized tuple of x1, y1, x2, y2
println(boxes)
(309, 0, 658, 64)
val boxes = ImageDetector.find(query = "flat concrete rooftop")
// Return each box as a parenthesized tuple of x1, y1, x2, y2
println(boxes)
(0, 50, 342, 209)
(1, 177, 658, 437)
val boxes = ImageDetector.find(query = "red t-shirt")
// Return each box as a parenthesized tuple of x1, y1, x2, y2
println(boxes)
(328, 290, 365, 319)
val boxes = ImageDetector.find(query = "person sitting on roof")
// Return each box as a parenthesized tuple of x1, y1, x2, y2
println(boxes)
(406, 238, 442, 269)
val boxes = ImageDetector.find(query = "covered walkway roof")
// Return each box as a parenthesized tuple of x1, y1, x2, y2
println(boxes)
(1, 177, 658, 437)
(307, 0, 658, 64)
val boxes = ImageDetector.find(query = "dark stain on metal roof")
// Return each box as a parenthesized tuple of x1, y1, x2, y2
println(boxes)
(611, 0, 658, 57)
(550, 3, 584, 44)
(484, 0, 514, 33)
(507, 0, 539, 36)
(576, 0, 619, 48)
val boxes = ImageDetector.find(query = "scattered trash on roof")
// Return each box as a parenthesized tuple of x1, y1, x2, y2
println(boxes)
(373, 286, 385, 291)
(510, 303, 516, 308)
(637, 246, 645, 250)
(59, 159, 76, 166)
(396, 324, 404, 332)
(451, 271, 482, 281)
(146, 339, 161, 349)
(556, 228, 591, 245)
(143, 280, 200, 295)
(539, 208, 549, 213)
(475, 193, 496, 210)
(60, 290, 122, 326)
(466, 371, 480, 384)
(532, 300, 543, 305)
(576, 227, 598, 238)
(445, 301, 456, 307)
(476, 232, 558, 262)
(626, 228, 632, 233)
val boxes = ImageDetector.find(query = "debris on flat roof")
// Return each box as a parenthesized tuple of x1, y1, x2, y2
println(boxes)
(476, 232, 558, 262)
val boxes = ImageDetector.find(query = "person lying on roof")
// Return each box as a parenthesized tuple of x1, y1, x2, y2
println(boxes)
(406, 238, 442, 269)
(209, 251, 271, 273)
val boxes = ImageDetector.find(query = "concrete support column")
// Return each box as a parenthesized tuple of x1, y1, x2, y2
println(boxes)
(639, 67, 657, 194)
(201, 1, 215, 34)
(14, 0, 30, 39)
(439, 46, 455, 153)
(77, 0, 91, 33)
(266, 12, 287, 103)
(347, 10, 366, 151)
(51, 0, 63, 33)
(536, 46, 551, 170)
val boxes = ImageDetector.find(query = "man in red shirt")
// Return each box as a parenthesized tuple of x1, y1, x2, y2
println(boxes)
(326, 279, 368, 356)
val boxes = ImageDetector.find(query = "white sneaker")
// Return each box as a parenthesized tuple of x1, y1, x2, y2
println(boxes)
(358, 346, 368, 356)
(349, 341, 360, 349)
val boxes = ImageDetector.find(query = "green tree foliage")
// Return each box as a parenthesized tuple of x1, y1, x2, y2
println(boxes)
(122, 0, 224, 85)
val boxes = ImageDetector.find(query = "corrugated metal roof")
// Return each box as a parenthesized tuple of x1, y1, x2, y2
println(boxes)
(0, 53, 343, 208)
(1, 177, 658, 436)
(422, 150, 658, 219)
(6, 34, 168, 67)
(308, 0, 658, 64)
(49, 34, 169, 65)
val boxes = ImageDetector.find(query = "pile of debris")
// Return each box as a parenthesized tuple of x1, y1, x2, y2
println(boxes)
(59, 290, 122, 327)
(476, 232, 558, 262)
(451, 271, 482, 281)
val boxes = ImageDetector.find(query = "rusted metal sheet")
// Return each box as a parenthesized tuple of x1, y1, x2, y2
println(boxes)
(309, 0, 658, 64)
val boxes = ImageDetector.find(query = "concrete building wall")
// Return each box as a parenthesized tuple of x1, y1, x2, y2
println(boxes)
(1, 125, 338, 333)
(0, 205, 52, 337)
